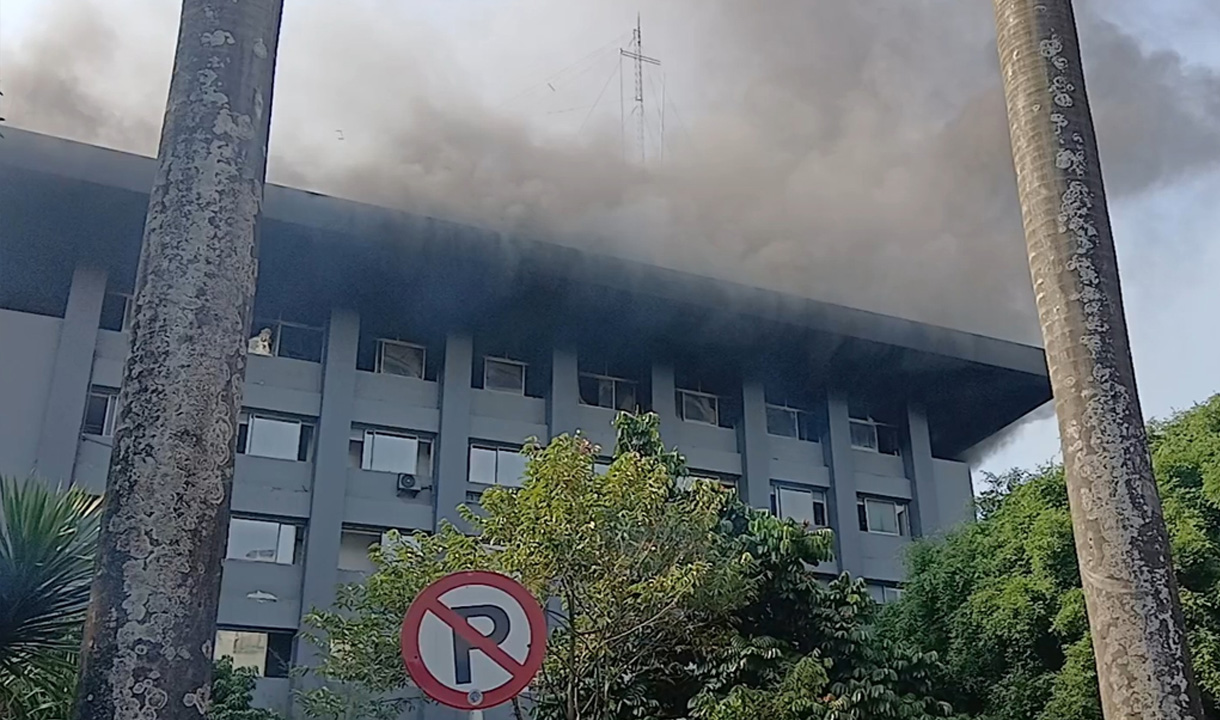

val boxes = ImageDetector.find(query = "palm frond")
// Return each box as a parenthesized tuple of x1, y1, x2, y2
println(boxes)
(0, 476, 102, 679)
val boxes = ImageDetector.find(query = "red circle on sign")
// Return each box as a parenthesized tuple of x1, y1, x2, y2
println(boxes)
(400, 571, 547, 710)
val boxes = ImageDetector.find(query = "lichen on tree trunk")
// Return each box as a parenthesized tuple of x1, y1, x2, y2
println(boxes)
(991, 1, 1203, 718)
(74, 2, 284, 718)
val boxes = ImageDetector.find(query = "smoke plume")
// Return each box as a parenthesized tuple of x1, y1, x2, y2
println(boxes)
(3, 0, 1220, 345)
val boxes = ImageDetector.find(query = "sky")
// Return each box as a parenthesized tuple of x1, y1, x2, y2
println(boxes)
(1, 0, 1218, 483)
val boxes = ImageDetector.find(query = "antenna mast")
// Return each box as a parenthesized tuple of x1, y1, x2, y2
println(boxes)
(620, 14, 660, 165)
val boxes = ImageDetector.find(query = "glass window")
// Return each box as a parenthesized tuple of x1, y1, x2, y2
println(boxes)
(877, 424, 901, 456)
(468, 446, 526, 487)
(866, 583, 903, 604)
(496, 450, 527, 488)
(766, 405, 798, 438)
(858, 497, 910, 536)
(678, 390, 719, 426)
(226, 519, 296, 564)
(83, 389, 118, 437)
(850, 420, 878, 451)
(468, 446, 498, 485)
(338, 530, 379, 573)
(579, 374, 639, 411)
(99, 292, 133, 332)
(377, 340, 425, 379)
(849, 412, 900, 456)
(775, 486, 828, 528)
(214, 629, 293, 678)
(361, 431, 419, 474)
(276, 323, 324, 362)
(246, 417, 304, 461)
(484, 358, 526, 394)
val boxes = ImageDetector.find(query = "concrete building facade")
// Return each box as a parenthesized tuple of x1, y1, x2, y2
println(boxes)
(0, 129, 1051, 717)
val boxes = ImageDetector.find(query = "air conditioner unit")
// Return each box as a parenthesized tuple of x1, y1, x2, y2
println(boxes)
(396, 473, 422, 495)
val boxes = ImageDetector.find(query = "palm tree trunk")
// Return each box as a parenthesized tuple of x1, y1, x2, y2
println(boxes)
(74, 2, 283, 718)
(991, 2, 1203, 718)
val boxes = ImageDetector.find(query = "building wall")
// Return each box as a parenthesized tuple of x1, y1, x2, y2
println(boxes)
(0, 260, 977, 718)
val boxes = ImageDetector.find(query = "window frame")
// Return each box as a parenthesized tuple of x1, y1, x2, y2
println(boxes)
(99, 291, 135, 332)
(82, 387, 120, 437)
(772, 484, 829, 528)
(250, 318, 325, 362)
(375, 339, 426, 379)
(238, 413, 315, 462)
(213, 627, 294, 678)
(578, 372, 639, 411)
(765, 404, 803, 439)
(226, 517, 300, 565)
(360, 430, 420, 474)
(677, 388, 720, 427)
(483, 357, 527, 395)
(866, 583, 904, 604)
(856, 496, 910, 537)
(468, 444, 527, 488)
(848, 415, 901, 456)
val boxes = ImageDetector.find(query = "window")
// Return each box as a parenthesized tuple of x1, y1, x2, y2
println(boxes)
(766, 405, 799, 438)
(339, 527, 422, 572)
(677, 389, 719, 426)
(214, 629, 293, 678)
(682, 473, 738, 493)
(99, 291, 134, 332)
(579, 373, 638, 411)
(856, 497, 910, 536)
(249, 319, 325, 362)
(484, 357, 526, 394)
(237, 415, 314, 462)
(82, 387, 119, 437)
(867, 583, 904, 604)
(772, 485, 829, 528)
(848, 409, 900, 455)
(468, 445, 527, 487)
(356, 430, 423, 474)
(377, 339, 425, 379)
(226, 518, 299, 564)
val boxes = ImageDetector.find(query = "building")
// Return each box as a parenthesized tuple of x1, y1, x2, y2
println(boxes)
(0, 128, 1051, 716)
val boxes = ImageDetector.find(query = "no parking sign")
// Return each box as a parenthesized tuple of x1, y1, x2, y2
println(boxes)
(400, 571, 547, 710)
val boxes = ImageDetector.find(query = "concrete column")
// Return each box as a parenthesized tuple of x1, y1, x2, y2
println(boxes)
(650, 361, 678, 448)
(548, 346, 580, 439)
(823, 387, 862, 572)
(435, 331, 473, 529)
(739, 375, 771, 509)
(35, 264, 107, 485)
(902, 402, 938, 537)
(295, 308, 359, 665)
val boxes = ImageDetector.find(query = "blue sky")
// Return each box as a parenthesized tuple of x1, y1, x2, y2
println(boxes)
(2, 0, 1217, 482)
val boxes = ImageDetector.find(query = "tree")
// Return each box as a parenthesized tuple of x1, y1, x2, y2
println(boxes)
(0, 478, 283, 720)
(990, 2, 1203, 717)
(884, 396, 1220, 720)
(74, 2, 284, 719)
(208, 657, 282, 720)
(300, 413, 954, 720)
(301, 413, 748, 720)
(0, 477, 101, 720)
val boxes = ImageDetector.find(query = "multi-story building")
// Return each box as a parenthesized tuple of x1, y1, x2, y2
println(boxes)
(0, 128, 1050, 716)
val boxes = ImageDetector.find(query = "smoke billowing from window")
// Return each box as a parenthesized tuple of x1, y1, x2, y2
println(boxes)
(3, 0, 1219, 345)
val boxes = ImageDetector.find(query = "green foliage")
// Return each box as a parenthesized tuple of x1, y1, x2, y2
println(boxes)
(0, 476, 101, 720)
(209, 656, 284, 720)
(0, 477, 284, 720)
(885, 396, 1220, 719)
(302, 412, 954, 720)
